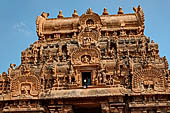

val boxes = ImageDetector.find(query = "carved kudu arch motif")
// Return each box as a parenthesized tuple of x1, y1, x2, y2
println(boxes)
(79, 11, 101, 26)
(132, 67, 165, 93)
(78, 10, 101, 45)
(71, 47, 100, 65)
(11, 75, 40, 97)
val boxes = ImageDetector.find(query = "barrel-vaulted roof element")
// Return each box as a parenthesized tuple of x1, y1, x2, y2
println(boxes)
(36, 6, 145, 40)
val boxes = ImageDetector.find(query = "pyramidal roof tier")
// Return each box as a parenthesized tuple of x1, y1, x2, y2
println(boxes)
(36, 6, 145, 41)
(0, 5, 170, 113)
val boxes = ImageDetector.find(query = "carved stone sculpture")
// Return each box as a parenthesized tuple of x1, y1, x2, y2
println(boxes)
(0, 6, 169, 113)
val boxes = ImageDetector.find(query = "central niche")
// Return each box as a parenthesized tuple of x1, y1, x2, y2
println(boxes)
(82, 72, 91, 88)
(81, 55, 91, 64)
(86, 19, 94, 26)
(71, 47, 100, 65)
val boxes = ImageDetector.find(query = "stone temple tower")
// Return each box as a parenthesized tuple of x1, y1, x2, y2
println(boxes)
(0, 6, 170, 113)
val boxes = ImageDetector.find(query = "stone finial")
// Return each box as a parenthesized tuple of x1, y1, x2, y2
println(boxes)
(137, 5, 142, 11)
(2, 72, 7, 77)
(118, 7, 124, 14)
(10, 64, 16, 69)
(41, 12, 49, 19)
(58, 10, 63, 18)
(86, 8, 93, 14)
(133, 5, 142, 13)
(133, 7, 137, 13)
(72, 9, 78, 17)
(102, 8, 109, 15)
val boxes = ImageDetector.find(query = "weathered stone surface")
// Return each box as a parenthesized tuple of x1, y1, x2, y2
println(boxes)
(0, 6, 170, 113)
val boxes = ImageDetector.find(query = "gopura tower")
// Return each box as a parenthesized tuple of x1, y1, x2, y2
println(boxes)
(0, 6, 170, 113)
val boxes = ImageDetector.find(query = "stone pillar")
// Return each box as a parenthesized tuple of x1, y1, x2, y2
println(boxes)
(101, 103, 110, 113)
(77, 71, 81, 86)
(91, 70, 96, 85)
(75, 69, 81, 86)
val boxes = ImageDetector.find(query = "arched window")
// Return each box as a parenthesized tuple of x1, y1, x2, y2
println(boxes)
(86, 19, 94, 26)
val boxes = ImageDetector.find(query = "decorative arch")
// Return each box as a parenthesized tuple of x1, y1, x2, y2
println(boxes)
(11, 75, 40, 97)
(132, 67, 165, 93)
(86, 19, 94, 25)
(79, 13, 101, 26)
(78, 10, 101, 45)
(71, 47, 100, 65)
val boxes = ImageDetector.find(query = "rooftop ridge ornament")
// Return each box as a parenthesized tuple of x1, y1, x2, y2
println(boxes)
(133, 5, 143, 13)
(58, 10, 63, 18)
(133, 7, 138, 13)
(102, 8, 109, 15)
(133, 5, 145, 30)
(118, 7, 124, 14)
(72, 9, 78, 17)
(86, 8, 93, 14)
(41, 12, 49, 19)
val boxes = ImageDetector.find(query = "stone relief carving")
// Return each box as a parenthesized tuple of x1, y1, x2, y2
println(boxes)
(11, 75, 40, 97)
(71, 47, 100, 65)
(132, 67, 165, 93)
(78, 30, 100, 45)
(0, 6, 170, 113)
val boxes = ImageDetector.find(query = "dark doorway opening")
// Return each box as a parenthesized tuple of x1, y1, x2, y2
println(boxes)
(73, 104, 101, 113)
(82, 72, 91, 87)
